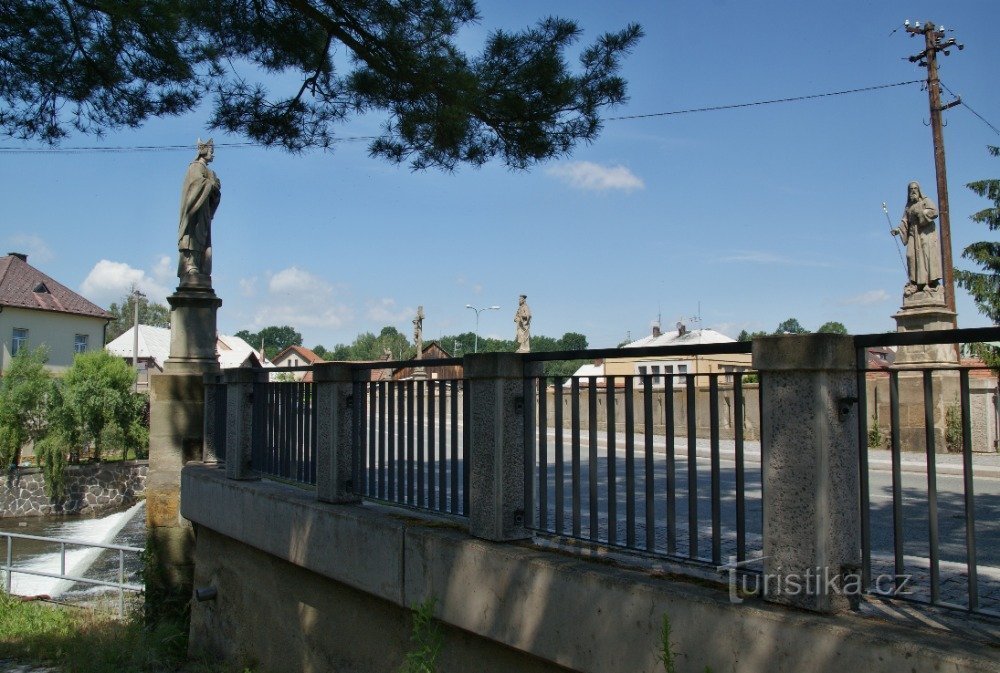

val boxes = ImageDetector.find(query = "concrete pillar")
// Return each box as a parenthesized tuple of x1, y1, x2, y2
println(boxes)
(202, 373, 224, 463)
(315, 363, 361, 504)
(465, 353, 530, 542)
(753, 334, 861, 613)
(224, 368, 257, 481)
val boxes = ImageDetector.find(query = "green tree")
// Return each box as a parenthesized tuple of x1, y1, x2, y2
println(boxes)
(956, 145, 1000, 367)
(3, 2, 641, 170)
(737, 330, 768, 342)
(105, 291, 171, 343)
(56, 351, 146, 462)
(0, 346, 52, 468)
(774, 318, 809, 335)
(817, 321, 848, 335)
(235, 325, 303, 359)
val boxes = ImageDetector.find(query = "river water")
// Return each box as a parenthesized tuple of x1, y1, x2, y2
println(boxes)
(0, 501, 146, 599)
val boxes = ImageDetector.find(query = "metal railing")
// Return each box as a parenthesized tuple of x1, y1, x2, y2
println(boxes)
(522, 342, 761, 569)
(350, 375, 469, 516)
(855, 326, 1000, 618)
(251, 374, 317, 485)
(2, 532, 143, 617)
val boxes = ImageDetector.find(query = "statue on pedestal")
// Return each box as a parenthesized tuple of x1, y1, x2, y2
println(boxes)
(515, 295, 531, 353)
(178, 139, 221, 287)
(413, 306, 424, 359)
(892, 181, 943, 304)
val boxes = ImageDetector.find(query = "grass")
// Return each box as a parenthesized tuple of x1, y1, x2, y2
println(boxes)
(0, 592, 245, 673)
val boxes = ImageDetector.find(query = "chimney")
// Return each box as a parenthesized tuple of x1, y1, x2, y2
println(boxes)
(8, 252, 27, 262)
(651, 322, 661, 338)
(676, 321, 687, 337)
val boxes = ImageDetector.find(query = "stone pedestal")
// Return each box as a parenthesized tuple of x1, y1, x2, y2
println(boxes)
(892, 298, 958, 367)
(411, 366, 428, 381)
(147, 283, 222, 606)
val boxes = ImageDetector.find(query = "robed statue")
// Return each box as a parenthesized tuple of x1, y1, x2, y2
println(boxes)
(178, 139, 221, 285)
(514, 294, 531, 353)
(413, 306, 425, 359)
(892, 181, 942, 301)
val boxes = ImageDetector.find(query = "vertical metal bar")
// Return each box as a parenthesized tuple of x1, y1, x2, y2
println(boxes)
(407, 380, 415, 505)
(524, 371, 537, 533)
(427, 380, 436, 510)
(450, 379, 459, 514)
(625, 376, 636, 548)
(856, 346, 872, 588)
(462, 378, 470, 516)
(60, 542, 66, 576)
(311, 382, 318, 484)
(959, 368, 979, 611)
(571, 377, 582, 537)
(665, 374, 676, 556)
(379, 382, 387, 499)
(352, 380, 362, 494)
(417, 380, 425, 507)
(687, 374, 698, 560)
(643, 375, 655, 552)
(439, 380, 447, 513)
(554, 378, 565, 533)
(369, 381, 377, 496)
(538, 376, 549, 529)
(387, 382, 396, 500)
(397, 382, 406, 503)
(709, 374, 721, 566)
(588, 376, 599, 540)
(734, 375, 746, 563)
(5, 536, 11, 593)
(118, 549, 125, 618)
(606, 376, 617, 545)
(889, 371, 904, 588)
(297, 382, 305, 482)
(923, 370, 940, 604)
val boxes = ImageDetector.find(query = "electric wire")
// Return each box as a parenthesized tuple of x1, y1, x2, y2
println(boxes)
(0, 80, 925, 154)
(940, 80, 1000, 136)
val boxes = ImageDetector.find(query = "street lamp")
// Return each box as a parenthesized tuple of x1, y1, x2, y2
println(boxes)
(465, 304, 500, 353)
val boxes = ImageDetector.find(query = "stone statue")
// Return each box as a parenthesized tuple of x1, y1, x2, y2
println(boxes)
(413, 306, 424, 359)
(514, 294, 531, 353)
(177, 139, 221, 286)
(892, 181, 942, 301)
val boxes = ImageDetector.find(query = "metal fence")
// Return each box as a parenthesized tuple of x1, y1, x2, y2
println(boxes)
(522, 343, 761, 569)
(855, 326, 1000, 618)
(251, 374, 317, 485)
(350, 370, 469, 516)
(1, 532, 143, 618)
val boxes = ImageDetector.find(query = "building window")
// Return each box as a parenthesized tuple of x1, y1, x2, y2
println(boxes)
(636, 361, 690, 387)
(720, 365, 745, 384)
(11, 328, 28, 356)
(74, 334, 88, 353)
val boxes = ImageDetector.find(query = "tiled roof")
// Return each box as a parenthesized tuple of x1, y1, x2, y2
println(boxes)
(106, 325, 271, 370)
(0, 254, 111, 319)
(273, 344, 325, 365)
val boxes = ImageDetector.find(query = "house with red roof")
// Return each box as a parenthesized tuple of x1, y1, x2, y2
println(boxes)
(0, 252, 112, 372)
(271, 344, 326, 382)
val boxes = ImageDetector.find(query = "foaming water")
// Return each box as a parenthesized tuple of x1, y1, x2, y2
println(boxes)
(3, 501, 145, 597)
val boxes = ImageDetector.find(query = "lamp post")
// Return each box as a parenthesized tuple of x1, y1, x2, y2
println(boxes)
(131, 287, 145, 392)
(465, 304, 500, 353)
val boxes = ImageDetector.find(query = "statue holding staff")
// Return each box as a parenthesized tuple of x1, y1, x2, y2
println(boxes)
(177, 138, 221, 284)
(892, 181, 942, 299)
(514, 295, 531, 353)
(413, 306, 424, 359)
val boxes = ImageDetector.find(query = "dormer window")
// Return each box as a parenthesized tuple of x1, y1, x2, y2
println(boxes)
(33, 282, 50, 293)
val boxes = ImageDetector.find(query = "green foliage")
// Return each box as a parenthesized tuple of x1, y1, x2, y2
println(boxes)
(658, 612, 676, 673)
(400, 598, 443, 673)
(2, 1, 642, 171)
(33, 430, 69, 499)
(946, 406, 963, 453)
(817, 321, 848, 335)
(235, 325, 303, 360)
(105, 292, 171, 344)
(867, 414, 886, 450)
(956, 146, 1000, 369)
(737, 330, 768, 342)
(774, 317, 809, 334)
(0, 346, 52, 468)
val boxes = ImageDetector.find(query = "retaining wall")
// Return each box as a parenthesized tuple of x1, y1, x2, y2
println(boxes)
(1, 461, 147, 517)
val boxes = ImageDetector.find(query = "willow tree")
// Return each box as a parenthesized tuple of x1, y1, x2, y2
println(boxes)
(0, 1, 641, 169)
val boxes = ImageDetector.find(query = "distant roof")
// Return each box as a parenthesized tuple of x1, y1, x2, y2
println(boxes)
(623, 327, 736, 349)
(0, 253, 111, 319)
(272, 344, 325, 365)
(106, 325, 270, 369)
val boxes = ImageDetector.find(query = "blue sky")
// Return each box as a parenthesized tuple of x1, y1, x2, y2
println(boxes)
(2, 0, 998, 349)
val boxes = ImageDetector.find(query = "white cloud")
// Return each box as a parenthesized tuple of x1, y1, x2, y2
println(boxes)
(838, 289, 890, 306)
(6, 235, 54, 263)
(239, 277, 258, 297)
(719, 251, 835, 268)
(151, 255, 173, 283)
(251, 266, 353, 329)
(366, 298, 412, 323)
(80, 260, 171, 305)
(546, 161, 645, 192)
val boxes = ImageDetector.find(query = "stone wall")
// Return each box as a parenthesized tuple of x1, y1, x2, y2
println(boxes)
(1, 461, 147, 517)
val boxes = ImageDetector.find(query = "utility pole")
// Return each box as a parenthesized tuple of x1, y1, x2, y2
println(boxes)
(131, 287, 145, 392)
(903, 19, 963, 317)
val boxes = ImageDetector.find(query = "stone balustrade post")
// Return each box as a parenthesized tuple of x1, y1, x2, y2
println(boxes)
(202, 373, 224, 463)
(753, 334, 861, 613)
(224, 368, 257, 481)
(315, 363, 361, 504)
(465, 352, 530, 542)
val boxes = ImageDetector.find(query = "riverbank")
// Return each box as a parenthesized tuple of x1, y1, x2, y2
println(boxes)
(1, 462, 147, 519)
